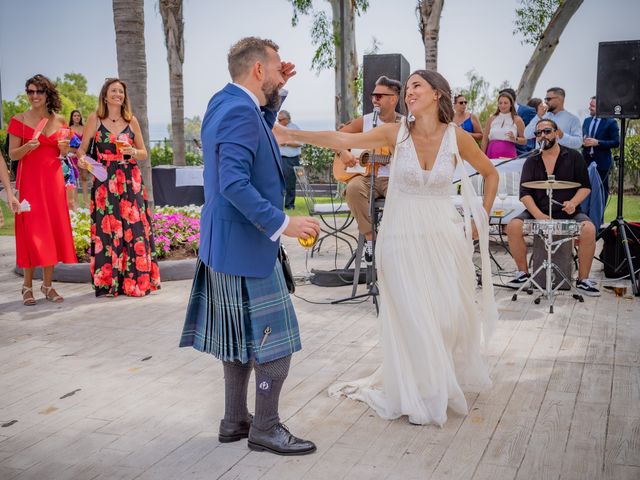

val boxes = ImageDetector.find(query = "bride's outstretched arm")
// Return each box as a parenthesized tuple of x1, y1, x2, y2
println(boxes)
(273, 122, 400, 151)
(456, 128, 498, 216)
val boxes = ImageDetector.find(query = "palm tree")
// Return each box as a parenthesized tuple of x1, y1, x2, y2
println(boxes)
(417, 0, 444, 71)
(112, 0, 154, 205)
(159, 0, 186, 166)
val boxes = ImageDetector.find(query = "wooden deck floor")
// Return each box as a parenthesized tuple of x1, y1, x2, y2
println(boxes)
(0, 232, 638, 480)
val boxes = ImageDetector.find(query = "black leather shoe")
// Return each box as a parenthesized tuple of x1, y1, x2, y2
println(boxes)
(218, 414, 253, 443)
(248, 423, 316, 456)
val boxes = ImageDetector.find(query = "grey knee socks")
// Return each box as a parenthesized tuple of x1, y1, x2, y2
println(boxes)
(222, 359, 253, 423)
(253, 355, 292, 430)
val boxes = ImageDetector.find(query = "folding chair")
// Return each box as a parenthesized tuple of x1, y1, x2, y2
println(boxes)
(294, 166, 357, 255)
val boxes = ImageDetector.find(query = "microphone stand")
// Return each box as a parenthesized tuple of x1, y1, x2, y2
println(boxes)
(332, 107, 382, 314)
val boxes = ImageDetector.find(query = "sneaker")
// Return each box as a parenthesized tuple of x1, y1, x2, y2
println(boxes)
(576, 279, 601, 297)
(507, 271, 530, 288)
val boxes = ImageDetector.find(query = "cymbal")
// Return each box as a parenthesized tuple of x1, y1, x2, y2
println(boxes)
(522, 180, 581, 190)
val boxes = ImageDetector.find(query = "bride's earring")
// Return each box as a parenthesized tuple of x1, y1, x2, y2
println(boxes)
(407, 111, 415, 122)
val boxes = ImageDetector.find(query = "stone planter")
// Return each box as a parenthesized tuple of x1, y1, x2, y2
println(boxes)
(14, 257, 197, 283)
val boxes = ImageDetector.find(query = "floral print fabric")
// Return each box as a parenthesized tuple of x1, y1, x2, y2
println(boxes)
(90, 123, 160, 297)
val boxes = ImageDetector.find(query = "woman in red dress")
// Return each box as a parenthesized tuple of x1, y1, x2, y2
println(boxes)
(77, 78, 160, 297)
(7, 74, 77, 305)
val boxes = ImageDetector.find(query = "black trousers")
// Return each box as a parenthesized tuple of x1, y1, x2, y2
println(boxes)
(282, 155, 300, 209)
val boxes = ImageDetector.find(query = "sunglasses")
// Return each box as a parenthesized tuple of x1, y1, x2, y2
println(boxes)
(457, 101, 468, 105)
(543, 96, 558, 102)
(534, 128, 555, 137)
(26, 89, 46, 96)
(371, 93, 394, 100)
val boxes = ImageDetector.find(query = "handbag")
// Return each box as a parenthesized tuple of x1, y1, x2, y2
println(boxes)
(278, 245, 295, 294)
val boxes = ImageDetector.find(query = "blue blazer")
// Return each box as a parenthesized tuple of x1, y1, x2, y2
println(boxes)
(580, 161, 605, 229)
(198, 84, 286, 278)
(582, 116, 620, 171)
(516, 103, 537, 154)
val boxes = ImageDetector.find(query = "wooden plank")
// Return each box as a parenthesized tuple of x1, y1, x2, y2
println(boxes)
(604, 415, 640, 469)
(559, 402, 608, 480)
(472, 463, 518, 480)
(482, 360, 554, 467)
(610, 366, 640, 417)
(516, 390, 577, 480)
(577, 363, 613, 404)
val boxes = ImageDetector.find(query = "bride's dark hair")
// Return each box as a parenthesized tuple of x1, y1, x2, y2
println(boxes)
(402, 70, 454, 132)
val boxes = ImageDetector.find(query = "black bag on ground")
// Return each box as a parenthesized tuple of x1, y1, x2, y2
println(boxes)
(600, 222, 640, 278)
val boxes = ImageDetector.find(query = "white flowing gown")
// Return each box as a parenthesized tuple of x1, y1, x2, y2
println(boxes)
(329, 122, 498, 426)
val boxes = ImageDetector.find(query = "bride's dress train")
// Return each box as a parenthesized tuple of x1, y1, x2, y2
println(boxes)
(329, 123, 497, 426)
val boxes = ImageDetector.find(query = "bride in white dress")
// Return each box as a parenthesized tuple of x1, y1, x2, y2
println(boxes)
(275, 70, 499, 426)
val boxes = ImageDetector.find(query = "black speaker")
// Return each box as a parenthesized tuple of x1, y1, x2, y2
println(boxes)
(596, 40, 640, 119)
(363, 54, 410, 115)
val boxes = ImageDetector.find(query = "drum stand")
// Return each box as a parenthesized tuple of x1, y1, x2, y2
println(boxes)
(511, 181, 584, 313)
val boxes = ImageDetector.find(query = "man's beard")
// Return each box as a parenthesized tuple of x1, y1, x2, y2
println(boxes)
(263, 81, 281, 110)
(542, 137, 556, 150)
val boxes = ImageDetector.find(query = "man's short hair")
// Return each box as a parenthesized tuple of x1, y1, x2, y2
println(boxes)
(536, 118, 559, 130)
(228, 37, 279, 81)
(278, 110, 291, 120)
(547, 87, 566, 98)
(375, 76, 402, 95)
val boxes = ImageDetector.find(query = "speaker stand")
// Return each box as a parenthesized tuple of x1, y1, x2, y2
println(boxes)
(596, 118, 640, 296)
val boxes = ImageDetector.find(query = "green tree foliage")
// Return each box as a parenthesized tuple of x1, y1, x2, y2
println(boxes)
(286, 0, 369, 74)
(454, 70, 510, 126)
(513, 0, 561, 46)
(300, 144, 333, 182)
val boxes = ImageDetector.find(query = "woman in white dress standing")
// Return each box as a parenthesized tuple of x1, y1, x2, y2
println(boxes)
(275, 70, 499, 426)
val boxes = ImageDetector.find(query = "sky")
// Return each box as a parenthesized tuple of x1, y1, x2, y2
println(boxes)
(1, 0, 639, 138)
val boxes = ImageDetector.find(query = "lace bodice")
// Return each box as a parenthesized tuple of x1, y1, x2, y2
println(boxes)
(391, 122, 456, 197)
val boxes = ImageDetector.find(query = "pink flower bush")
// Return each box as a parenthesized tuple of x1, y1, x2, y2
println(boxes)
(152, 205, 201, 259)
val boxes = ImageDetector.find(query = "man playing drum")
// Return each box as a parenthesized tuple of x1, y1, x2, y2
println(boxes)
(506, 119, 600, 296)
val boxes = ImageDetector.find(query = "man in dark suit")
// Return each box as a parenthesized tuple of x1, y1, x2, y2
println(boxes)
(180, 37, 320, 456)
(582, 96, 620, 203)
(500, 87, 536, 154)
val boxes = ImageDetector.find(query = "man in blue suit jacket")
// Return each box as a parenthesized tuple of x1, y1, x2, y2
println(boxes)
(582, 96, 620, 203)
(500, 88, 536, 154)
(180, 37, 320, 456)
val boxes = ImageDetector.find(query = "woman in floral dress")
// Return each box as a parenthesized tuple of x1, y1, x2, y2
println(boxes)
(78, 78, 160, 297)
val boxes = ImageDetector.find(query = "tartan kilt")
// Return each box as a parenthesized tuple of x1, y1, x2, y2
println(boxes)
(179, 258, 301, 364)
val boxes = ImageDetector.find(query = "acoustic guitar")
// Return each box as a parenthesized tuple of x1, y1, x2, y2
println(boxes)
(332, 147, 392, 183)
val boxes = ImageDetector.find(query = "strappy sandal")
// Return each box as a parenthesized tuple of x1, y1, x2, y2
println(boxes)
(41, 284, 64, 303)
(22, 286, 37, 306)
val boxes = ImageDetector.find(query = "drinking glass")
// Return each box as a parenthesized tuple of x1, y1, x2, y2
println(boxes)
(297, 233, 318, 278)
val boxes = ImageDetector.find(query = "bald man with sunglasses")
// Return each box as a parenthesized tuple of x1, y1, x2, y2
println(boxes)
(506, 118, 599, 296)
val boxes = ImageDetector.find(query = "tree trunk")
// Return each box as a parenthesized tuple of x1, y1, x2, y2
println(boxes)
(112, 0, 154, 206)
(516, 0, 583, 104)
(330, 0, 359, 129)
(159, 0, 185, 166)
(417, 0, 444, 71)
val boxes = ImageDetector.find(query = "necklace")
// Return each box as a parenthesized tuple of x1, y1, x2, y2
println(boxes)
(109, 116, 122, 123)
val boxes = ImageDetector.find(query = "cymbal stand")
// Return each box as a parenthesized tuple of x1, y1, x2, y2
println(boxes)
(511, 177, 584, 313)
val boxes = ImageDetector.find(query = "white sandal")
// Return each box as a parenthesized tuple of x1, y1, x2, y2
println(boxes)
(41, 285, 64, 303)
(22, 286, 37, 306)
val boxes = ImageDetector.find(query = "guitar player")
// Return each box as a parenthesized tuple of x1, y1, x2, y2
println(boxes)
(335, 75, 403, 263)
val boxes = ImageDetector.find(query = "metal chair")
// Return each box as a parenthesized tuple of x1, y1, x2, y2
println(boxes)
(294, 166, 357, 255)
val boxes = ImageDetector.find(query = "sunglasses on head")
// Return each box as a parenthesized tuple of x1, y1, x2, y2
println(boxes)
(26, 89, 45, 96)
(534, 128, 555, 137)
(371, 93, 394, 100)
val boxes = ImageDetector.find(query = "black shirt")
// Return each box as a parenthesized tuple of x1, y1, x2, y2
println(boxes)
(519, 145, 591, 219)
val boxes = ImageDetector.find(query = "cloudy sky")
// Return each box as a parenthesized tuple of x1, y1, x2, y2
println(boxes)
(1, 0, 638, 136)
